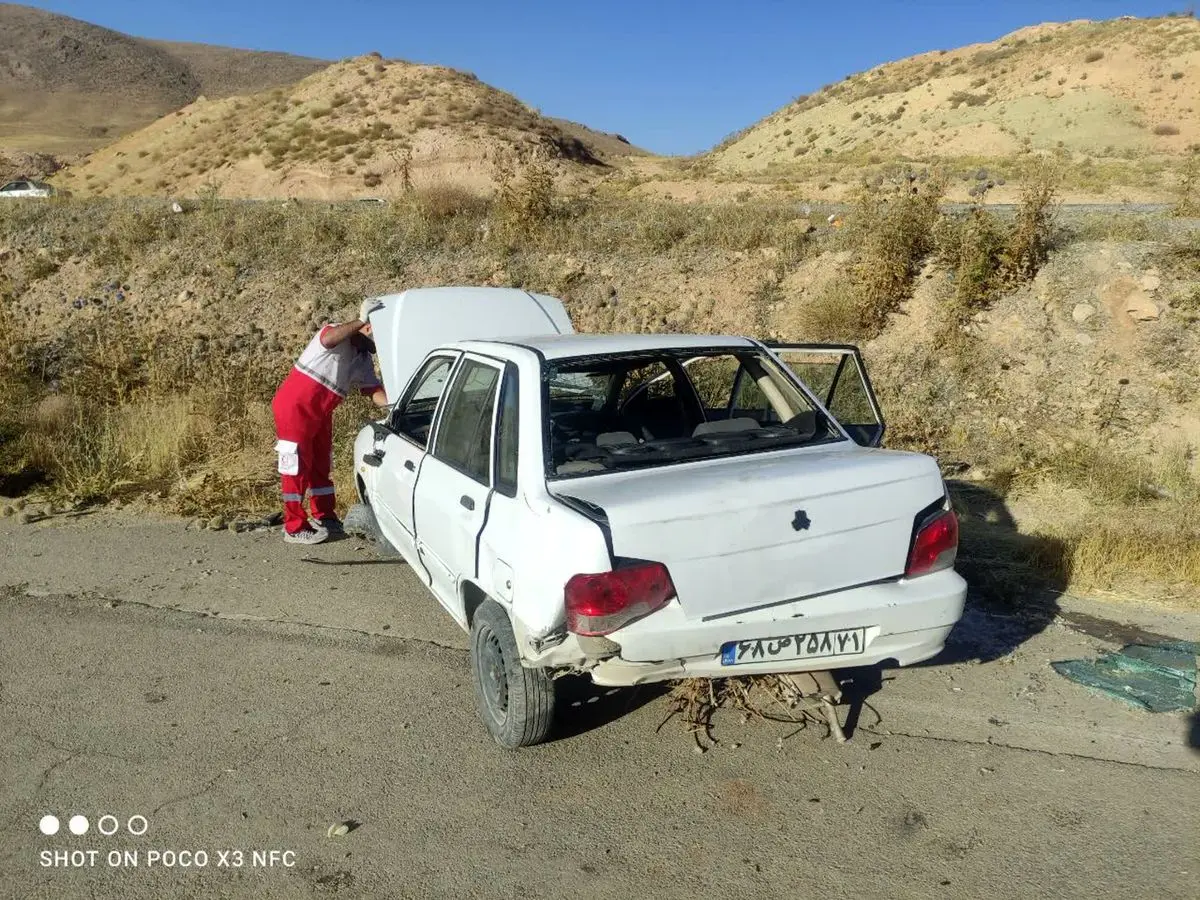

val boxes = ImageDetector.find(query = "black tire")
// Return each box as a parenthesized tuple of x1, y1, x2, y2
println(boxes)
(469, 600, 555, 748)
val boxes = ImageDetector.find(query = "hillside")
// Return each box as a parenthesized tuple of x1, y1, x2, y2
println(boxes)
(0, 3, 325, 154)
(710, 15, 1200, 179)
(54, 55, 621, 199)
(2, 195, 1198, 601)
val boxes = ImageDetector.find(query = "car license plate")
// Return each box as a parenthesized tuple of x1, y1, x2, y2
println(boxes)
(720, 628, 867, 666)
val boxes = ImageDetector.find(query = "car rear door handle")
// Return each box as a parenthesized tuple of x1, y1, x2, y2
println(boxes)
(460, 495, 475, 511)
(404, 460, 415, 471)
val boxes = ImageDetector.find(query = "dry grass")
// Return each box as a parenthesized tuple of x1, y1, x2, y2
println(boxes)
(2, 190, 1198, 605)
(1173, 147, 1200, 217)
(0, 191, 819, 511)
(958, 496, 1200, 606)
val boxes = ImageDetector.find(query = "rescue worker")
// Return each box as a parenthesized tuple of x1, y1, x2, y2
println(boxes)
(272, 299, 388, 544)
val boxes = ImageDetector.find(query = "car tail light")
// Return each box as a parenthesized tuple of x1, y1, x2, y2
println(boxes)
(565, 562, 676, 636)
(906, 507, 959, 578)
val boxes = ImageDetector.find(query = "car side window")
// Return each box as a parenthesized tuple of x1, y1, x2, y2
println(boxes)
(392, 355, 456, 448)
(433, 359, 501, 484)
(683, 356, 738, 411)
(683, 354, 773, 422)
(731, 367, 771, 415)
(494, 367, 519, 495)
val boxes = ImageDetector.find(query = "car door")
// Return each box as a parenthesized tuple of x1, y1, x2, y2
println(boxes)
(411, 355, 502, 625)
(761, 342, 886, 447)
(368, 353, 460, 572)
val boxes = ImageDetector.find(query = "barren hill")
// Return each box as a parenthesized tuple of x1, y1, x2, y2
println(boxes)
(0, 3, 325, 154)
(55, 55, 621, 199)
(711, 15, 1200, 173)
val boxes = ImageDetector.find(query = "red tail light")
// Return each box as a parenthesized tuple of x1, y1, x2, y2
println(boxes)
(906, 508, 959, 578)
(565, 562, 676, 636)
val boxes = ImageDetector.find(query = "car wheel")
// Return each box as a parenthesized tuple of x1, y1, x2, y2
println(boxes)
(469, 600, 555, 748)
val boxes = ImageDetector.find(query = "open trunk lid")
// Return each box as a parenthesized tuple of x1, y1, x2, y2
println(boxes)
(552, 445, 945, 621)
(366, 287, 574, 401)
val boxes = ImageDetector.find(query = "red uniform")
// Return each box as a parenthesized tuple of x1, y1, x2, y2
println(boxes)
(272, 325, 381, 535)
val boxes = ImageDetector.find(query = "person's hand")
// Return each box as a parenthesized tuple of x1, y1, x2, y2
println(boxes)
(359, 298, 385, 329)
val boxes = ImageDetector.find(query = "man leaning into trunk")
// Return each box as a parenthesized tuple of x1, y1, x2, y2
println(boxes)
(272, 299, 388, 545)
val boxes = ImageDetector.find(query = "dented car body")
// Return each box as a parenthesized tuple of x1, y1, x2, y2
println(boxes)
(354, 288, 967, 747)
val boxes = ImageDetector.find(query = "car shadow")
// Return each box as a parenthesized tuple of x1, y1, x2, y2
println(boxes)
(838, 478, 1073, 738)
(927, 478, 1068, 664)
(548, 675, 669, 743)
(0, 466, 47, 496)
(1188, 710, 1200, 753)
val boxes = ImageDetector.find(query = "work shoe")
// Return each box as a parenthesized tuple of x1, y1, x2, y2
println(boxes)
(310, 516, 344, 535)
(283, 524, 328, 545)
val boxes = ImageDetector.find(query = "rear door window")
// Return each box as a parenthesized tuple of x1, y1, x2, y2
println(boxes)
(494, 366, 519, 496)
(432, 359, 501, 484)
(683, 354, 779, 424)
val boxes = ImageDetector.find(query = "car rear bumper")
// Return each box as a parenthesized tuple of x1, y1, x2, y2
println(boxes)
(588, 568, 967, 687)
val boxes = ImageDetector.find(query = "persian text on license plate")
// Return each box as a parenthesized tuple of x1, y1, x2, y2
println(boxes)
(720, 628, 867, 666)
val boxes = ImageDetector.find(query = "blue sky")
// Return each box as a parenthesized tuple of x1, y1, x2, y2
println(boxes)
(21, 1, 1189, 154)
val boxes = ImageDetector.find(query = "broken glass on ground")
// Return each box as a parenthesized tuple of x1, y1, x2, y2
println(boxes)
(1051, 641, 1198, 713)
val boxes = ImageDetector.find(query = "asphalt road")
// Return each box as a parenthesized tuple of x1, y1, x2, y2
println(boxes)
(0, 510, 1197, 900)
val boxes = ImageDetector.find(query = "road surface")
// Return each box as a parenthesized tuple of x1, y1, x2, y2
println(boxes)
(0, 509, 1196, 899)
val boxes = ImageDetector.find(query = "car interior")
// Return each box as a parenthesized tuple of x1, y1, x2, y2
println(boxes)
(547, 351, 839, 476)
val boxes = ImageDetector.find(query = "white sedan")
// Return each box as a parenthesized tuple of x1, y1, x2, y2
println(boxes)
(0, 179, 56, 198)
(353, 288, 967, 748)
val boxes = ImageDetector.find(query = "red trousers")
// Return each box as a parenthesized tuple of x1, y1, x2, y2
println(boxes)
(272, 393, 336, 534)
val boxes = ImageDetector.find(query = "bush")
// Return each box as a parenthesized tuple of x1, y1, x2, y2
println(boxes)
(794, 173, 945, 342)
(930, 156, 1059, 339)
(1153, 123, 1181, 135)
(1000, 156, 1060, 283)
(842, 172, 945, 336)
(491, 153, 558, 243)
(948, 91, 990, 108)
(1084, 49, 1105, 62)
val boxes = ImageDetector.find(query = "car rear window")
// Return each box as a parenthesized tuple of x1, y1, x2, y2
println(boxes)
(544, 348, 842, 478)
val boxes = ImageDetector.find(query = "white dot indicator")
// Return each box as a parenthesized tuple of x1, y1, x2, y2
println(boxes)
(68, 815, 89, 835)
(38, 815, 60, 836)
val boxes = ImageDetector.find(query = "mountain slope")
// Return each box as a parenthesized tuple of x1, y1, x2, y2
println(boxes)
(0, 3, 325, 154)
(55, 55, 618, 199)
(711, 15, 1200, 172)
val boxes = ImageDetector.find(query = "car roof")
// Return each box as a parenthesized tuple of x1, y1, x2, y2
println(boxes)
(456, 332, 758, 360)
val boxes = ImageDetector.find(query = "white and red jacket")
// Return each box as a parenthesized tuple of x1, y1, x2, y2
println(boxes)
(274, 324, 382, 420)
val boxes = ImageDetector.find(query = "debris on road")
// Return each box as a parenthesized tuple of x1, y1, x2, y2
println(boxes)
(326, 820, 360, 838)
(1051, 641, 1198, 713)
(659, 672, 849, 751)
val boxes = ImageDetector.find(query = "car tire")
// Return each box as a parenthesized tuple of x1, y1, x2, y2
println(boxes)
(469, 600, 555, 749)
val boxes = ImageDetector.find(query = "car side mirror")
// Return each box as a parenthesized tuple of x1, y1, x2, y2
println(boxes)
(370, 422, 392, 441)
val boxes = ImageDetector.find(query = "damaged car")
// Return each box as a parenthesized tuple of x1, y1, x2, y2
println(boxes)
(353, 287, 967, 748)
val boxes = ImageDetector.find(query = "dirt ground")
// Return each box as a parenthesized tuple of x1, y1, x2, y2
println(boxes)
(0, 509, 1196, 899)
